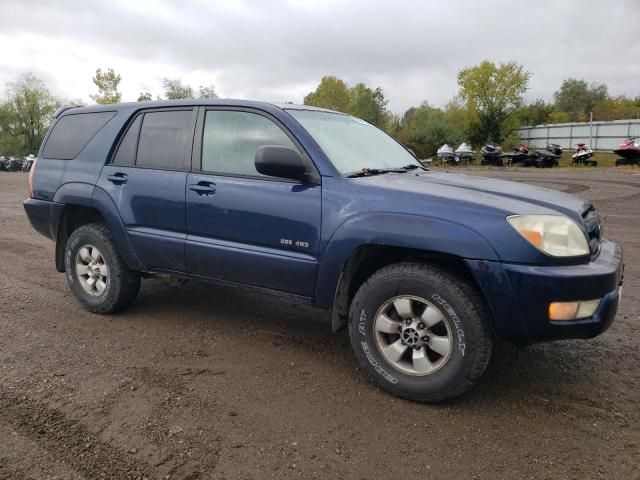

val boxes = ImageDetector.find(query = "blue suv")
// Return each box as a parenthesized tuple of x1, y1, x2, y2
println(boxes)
(24, 100, 624, 402)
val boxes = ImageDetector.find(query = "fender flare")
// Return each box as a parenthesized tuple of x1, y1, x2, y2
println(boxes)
(314, 212, 500, 317)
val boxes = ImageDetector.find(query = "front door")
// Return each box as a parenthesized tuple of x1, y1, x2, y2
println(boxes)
(185, 109, 321, 296)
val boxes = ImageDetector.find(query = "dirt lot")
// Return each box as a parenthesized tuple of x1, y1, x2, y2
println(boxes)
(0, 168, 638, 480)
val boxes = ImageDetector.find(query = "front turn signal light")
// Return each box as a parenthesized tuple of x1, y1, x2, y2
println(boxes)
(549, 299, 601, 321)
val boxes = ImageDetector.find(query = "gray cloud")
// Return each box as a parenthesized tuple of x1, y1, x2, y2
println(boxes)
(1, 0, 638, 112)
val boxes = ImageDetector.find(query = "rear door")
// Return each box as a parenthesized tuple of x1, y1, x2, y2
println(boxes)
(97, 108, 196, 272)
(185, 108, 321, 296)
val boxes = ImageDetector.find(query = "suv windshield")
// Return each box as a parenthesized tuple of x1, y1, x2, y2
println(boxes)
(287, 109, 420, 175)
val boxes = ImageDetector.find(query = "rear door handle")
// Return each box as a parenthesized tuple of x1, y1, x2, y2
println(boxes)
(189, 181, 216, 196)
(107, 173, 128, 184)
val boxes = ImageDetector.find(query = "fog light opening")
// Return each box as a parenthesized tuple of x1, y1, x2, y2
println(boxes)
(549, 299, 601, 321)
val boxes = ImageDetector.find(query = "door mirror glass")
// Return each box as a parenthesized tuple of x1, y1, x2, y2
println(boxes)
(255, 145, 307, 181)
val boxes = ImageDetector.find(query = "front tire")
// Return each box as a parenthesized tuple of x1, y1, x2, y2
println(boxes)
(64, 223, 140, 313)
(348, 263, 493, 403)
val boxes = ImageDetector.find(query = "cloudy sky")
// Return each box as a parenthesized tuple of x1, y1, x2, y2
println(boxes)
(1, 0, 638, 113)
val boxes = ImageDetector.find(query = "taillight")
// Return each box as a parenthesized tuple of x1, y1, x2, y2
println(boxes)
(27, 158, 37, 198)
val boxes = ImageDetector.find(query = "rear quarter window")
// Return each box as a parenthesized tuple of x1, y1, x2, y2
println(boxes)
(42, 111, 116, 160)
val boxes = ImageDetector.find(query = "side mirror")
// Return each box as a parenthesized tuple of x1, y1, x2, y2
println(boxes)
(255, 145, 308, 182)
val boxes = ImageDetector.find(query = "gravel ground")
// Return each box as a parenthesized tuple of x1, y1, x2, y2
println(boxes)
(0, 168, 638, 480)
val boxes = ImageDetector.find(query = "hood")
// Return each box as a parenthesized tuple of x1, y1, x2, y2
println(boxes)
(354, 171, 589, 220)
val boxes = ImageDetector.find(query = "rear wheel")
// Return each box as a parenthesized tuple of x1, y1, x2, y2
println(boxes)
(64, 223, 140, 313)
(348, 263, 493, 403)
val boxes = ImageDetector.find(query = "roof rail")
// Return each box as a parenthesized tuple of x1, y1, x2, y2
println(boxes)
(54, 105, 79, 117)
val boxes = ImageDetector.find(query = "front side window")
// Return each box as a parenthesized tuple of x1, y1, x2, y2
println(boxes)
(201, 110, 297, 176)
(136, 110, 193, 170)
(287, 109, 419, 175)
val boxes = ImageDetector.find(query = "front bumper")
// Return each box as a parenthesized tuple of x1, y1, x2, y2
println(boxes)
(465, 240, 624, 345)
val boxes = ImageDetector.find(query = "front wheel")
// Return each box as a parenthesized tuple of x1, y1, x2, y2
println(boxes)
(348, 263, 493, 403)
(64, 223, 141, 313)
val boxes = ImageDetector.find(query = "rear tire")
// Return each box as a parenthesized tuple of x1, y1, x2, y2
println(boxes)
(64, 223, 140, 313)
(348, 263, 493, 403)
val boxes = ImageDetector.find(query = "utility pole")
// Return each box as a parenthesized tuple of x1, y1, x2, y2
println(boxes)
(589, 111, 593, 148)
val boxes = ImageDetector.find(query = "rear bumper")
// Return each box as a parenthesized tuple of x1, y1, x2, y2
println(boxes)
(466, 240, 624, 345)
(23, 197, 65, 241)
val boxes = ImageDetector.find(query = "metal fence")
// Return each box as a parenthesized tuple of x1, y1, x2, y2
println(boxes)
(517, 119, 640, 151)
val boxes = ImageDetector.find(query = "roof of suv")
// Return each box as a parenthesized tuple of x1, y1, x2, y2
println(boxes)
(55, 99, 343, 117)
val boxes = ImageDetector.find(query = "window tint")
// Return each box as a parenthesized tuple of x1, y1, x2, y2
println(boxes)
(112, 115, 142, 166)
(136, 110, 193, 170)
(202, 110, 297, 176)
(42, 111, 116, 160)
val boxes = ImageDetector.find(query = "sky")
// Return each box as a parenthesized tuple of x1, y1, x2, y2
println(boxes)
(0, 0, 638, 113)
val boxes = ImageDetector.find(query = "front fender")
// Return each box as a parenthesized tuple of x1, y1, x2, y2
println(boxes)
(314, 212, 500, 308)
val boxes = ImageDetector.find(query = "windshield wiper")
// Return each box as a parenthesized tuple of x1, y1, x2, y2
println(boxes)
(346, 164, 421, 178)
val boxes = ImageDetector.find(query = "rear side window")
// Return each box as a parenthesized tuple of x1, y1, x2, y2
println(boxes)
(202, 110, 297, 176)
(112, 115, 142, 166)
(42, 111, 116, 159)
(136, 110, 193, 170)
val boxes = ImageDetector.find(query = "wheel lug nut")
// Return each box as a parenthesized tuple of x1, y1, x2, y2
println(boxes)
(414, 345, 421, 350)
(405, 319, 412, 325)
(417, 323, 425, 329)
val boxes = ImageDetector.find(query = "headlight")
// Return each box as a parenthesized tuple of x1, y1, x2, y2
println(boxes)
(507, 215, 589, 257)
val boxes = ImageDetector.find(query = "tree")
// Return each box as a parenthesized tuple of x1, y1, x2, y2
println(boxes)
(90, 68, 122, 104)
(348, 83, 389, 128)
(304, 76, 350, 112)
(162, 78, 194, 99)
(137, 92, 153, 102)
(304, 76, 390, 129)
(198, 85, 218, 99)
(0, 73, 60, 154)
(396, 102, 464, 158)
(553, 79, 608, 122)
(591, 95, 639, 121)
(515, 99, 553, 126)
(457, 60, 531, 143)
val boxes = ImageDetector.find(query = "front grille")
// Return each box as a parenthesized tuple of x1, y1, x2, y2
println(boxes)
(582, 205, 602, 256)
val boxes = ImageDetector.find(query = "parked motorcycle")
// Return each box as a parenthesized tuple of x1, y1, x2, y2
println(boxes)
(480, 143, 504, 166)
(534, 143, 562, 168)
(572, 143, 596, 166)
(613, 138, 640, 166)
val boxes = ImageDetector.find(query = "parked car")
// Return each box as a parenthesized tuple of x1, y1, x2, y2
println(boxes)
(24, 101, 624, 403)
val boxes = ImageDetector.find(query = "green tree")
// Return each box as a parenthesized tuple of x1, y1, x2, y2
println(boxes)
(553, 78, 608, 122)
(90, 68, 122, 104)
(0, 73, 60, 155)
(198, 85, 218, 99)
(348, 83, 389, 128)
(304, 76, 390, 129)
(516, 99, 553, 126)
(137, 92, 153, 102)
(396, 102, 464, 158)
(163, 78, 194, 99)
(457, 60, 531, 143)
(304, 76, 350, 112)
